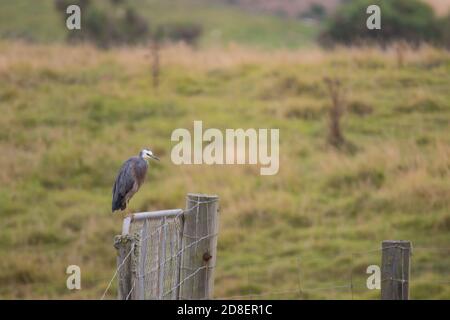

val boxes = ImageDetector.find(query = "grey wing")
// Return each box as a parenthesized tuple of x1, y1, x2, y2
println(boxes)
(112, 159, 136, 211)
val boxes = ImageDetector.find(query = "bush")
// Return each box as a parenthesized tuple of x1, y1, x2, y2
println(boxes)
(320, 0, 441, 47)
(54, 0, 149, 48)
(54, 0, 203, 48)
(119, 8, 150, 45)
(437, 14, 450, 49)
(299, 3, 327, 21)
(80, 6, 119, 48)
(162, 23, 203, 46)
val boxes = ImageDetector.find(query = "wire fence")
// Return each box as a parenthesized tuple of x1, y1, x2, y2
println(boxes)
(99, 234, 449, 300)
(213, 245, 450, 300)
(94, 190, 448, 301)
(101, 196, 219, 300)
(1, 237, 447, 299)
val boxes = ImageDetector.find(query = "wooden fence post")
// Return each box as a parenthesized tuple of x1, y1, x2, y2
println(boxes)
(114, 234, 135, 300)
(179, 193, 219, 299)
(381, 240, 412, 300)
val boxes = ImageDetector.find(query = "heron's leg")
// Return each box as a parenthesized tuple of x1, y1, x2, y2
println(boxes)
(125, 201, 132, 218)
(120, 203, 129, 220)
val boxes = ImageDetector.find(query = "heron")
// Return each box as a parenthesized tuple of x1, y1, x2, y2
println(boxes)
(112, 148, 159, 214)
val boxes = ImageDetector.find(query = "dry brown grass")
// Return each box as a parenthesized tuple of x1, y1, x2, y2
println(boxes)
(0, 41, 447, 73)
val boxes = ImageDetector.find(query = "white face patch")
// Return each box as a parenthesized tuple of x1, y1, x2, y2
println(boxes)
(142, 149, 153, 159)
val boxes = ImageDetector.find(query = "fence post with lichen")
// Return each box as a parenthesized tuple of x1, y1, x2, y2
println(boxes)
(179, 193, 219, 299)
(114, 234, 136, 300)
(381, 240, 412, 300)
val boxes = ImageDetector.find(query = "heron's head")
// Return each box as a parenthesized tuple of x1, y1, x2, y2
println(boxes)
(139, 148, 160, 161)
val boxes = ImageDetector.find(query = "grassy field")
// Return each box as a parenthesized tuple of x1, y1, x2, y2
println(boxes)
(0, 0, 317, 48)
(0, 41, 449, 299)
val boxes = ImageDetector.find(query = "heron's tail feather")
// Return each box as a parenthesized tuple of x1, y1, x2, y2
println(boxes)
(112, 194, 126, 212)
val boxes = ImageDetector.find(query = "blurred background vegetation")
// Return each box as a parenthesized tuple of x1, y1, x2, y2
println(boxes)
(0, 0, 449, 299)
(0, 0, 449, 48)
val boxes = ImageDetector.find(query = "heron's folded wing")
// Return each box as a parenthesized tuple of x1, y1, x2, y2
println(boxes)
(113, 159, 136, 199)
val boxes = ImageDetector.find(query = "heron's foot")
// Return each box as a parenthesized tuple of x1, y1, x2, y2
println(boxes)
(124, 207, 133, 219)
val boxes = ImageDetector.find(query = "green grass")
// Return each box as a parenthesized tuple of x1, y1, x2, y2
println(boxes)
(0, 0, 65, 42)
(0, 42, 449, 299)
(0, 0, 317, 48)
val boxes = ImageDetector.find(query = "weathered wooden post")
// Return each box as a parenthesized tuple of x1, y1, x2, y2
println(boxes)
(114, 234, 136, 300)
(381, 240, 412, 300)
(179, 193, 219, 299)
(324, 77, 345, 148)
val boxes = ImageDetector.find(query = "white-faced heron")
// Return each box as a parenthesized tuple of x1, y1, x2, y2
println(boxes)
(112, 148, 159, 213)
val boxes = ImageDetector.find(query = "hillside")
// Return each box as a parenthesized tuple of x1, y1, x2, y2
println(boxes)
(0, 42, 449, 299)
(216, 0, 450, 17)
(2, 0, 448, 50)
(0, 0, 317, 48)
(215, 0, 341, 18)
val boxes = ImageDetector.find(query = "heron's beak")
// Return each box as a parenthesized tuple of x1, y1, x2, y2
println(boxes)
(150, 154, 160, 161)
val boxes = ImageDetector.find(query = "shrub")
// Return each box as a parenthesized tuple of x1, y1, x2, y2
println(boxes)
(320, 0, 441, 47)
(119, 8, 150, 45)
(162, 23, 203, 46)
(299, 3, 327, 21)
(437, 14, 450, 49)
(54, 0, 149, 48)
